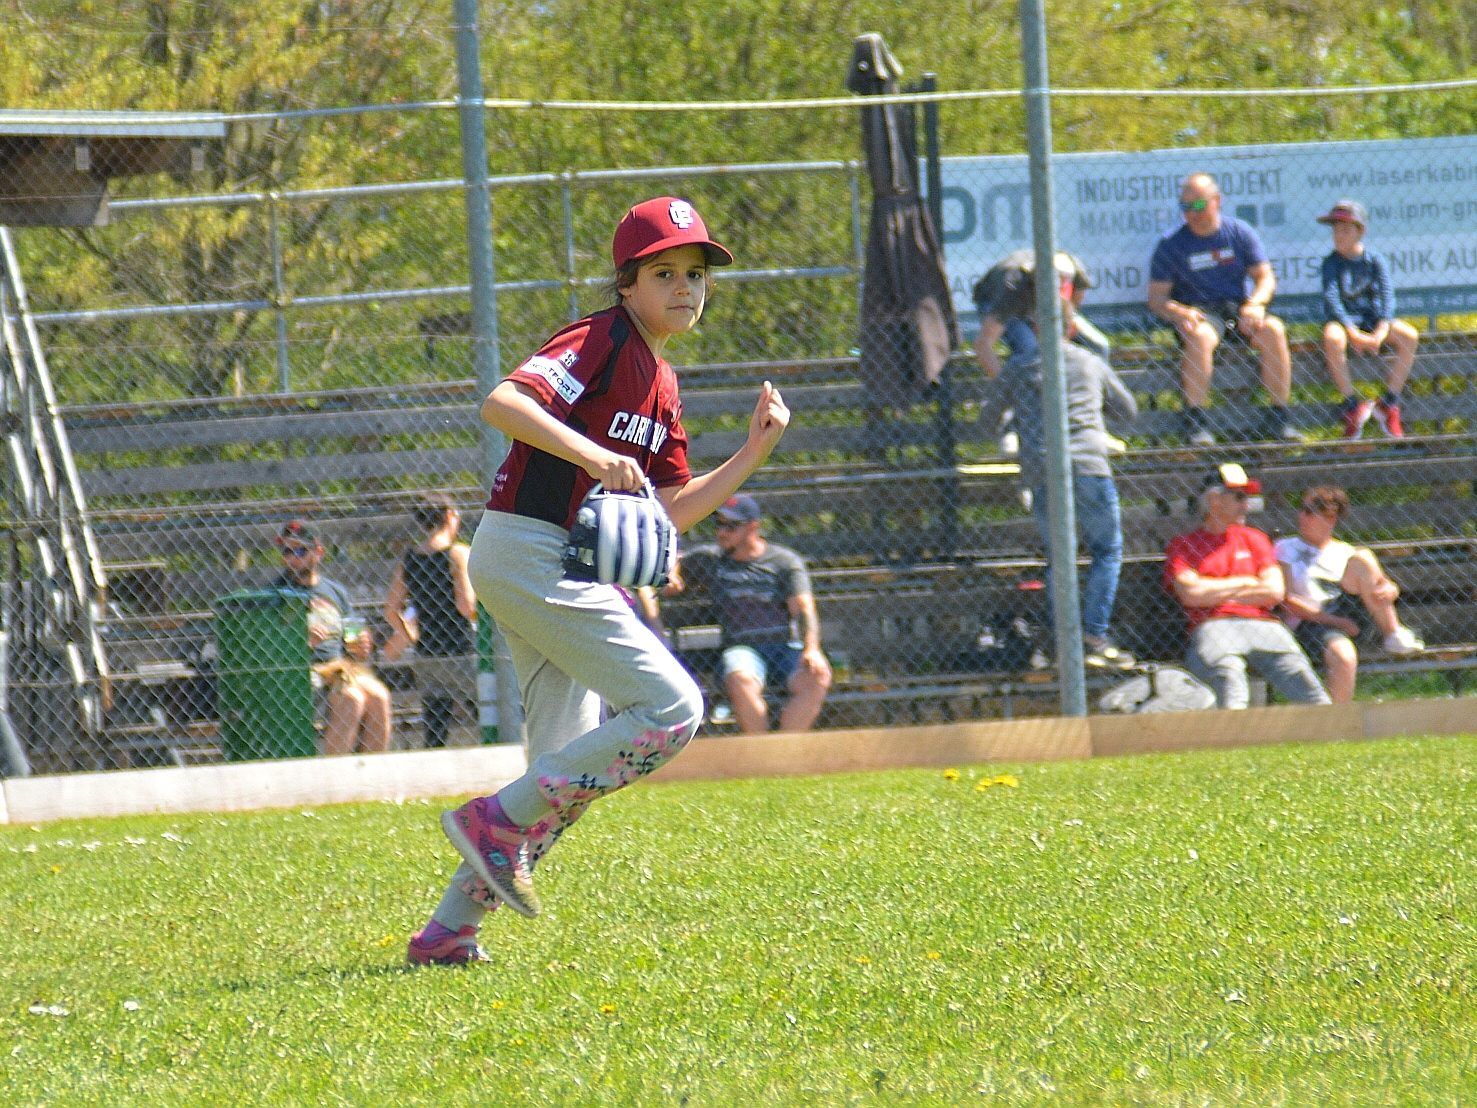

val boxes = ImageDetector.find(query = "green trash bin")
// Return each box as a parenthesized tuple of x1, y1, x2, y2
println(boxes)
(213, 587, 317, 761)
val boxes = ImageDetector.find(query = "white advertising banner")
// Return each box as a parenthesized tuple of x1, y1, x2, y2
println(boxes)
(940, 135, 1477, 330)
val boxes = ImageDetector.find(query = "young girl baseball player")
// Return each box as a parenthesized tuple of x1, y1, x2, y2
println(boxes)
(409, 196, 790, 966)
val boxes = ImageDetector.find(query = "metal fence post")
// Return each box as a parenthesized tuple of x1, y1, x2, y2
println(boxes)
(561, 173, 580, 323)
(847, 162, 866, 325)
(453, 0, 522, 745)
(266, 190, 292, 392)
(1021, 0, 1087, 717)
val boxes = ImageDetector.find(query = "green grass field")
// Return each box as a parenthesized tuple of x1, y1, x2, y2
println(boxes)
(3, 734, 1473, 1105)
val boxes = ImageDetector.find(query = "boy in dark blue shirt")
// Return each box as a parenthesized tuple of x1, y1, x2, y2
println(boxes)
(1147, 172, 1298, 445)
(1317, 199, 1418, 438)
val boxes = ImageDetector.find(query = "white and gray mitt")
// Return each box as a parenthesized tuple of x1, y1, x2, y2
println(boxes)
(562, 479, 678, 590)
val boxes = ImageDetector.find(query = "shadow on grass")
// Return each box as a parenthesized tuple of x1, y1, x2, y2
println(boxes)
(208, 957, 440, 996)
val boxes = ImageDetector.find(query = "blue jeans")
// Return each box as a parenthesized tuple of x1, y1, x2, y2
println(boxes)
(1030, 474, 1123, 640)
(1002, 315, 1038, 360)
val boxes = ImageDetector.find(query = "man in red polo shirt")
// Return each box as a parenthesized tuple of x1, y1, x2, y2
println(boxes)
(1163, 463, 1329, 709)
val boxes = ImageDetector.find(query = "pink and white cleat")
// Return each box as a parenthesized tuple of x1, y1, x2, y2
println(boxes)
(440, 798, 542, 918)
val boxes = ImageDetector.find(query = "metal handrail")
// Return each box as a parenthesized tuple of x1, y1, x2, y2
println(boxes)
(0, 227, 110, 757)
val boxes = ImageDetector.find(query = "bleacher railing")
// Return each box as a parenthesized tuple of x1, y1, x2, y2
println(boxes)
(0, 228, 110, 774)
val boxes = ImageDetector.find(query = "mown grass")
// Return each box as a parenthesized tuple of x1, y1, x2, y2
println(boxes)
(3, 734, 1473, 1105)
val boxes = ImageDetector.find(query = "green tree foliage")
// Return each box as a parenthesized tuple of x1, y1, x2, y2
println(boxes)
(1, 0, 1471, 397)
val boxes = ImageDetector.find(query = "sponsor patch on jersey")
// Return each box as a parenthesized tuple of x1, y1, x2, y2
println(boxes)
(521, 354, 584, 404)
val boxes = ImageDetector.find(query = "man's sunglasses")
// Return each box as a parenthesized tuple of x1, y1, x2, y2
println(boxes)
(1300, 499, 1342, 516)
(714, 519, 744, 530)
(1179, 197, 1212, 212)
(280, 544, 313, 557)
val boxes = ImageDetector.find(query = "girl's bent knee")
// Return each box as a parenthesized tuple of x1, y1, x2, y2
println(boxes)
(658, 674, 705, 741)
(629, 669, 704, 742)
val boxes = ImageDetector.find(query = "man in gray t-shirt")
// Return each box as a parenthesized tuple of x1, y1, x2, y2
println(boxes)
(274, 518, 391, 755)
(666, 494, 831, 734)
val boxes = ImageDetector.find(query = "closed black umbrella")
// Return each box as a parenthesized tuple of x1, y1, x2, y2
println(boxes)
(848, 33, 958, 408)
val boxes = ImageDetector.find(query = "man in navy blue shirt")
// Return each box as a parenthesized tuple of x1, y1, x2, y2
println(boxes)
(1148, 172, 1298, 445)
(1317, 199, 1417, 439)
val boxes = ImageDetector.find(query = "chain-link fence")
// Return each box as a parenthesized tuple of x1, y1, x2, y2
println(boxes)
(3, 82, 1475, 774)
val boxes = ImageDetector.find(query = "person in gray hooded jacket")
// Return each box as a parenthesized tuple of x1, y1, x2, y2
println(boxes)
(999, 284, 1138, 669)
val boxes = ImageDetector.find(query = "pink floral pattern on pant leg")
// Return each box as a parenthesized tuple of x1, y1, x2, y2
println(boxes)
(461, 876, 501, 910)
(604, 723, 694, 787)
(461, 723, 696, 905)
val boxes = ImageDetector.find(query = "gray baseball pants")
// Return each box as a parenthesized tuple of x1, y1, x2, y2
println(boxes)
(430, 510, 703, 931)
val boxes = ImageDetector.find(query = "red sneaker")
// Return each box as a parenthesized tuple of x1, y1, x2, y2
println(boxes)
(1373, 397, 1404, 437)
(407, 924, 489, 967)
(1340, 399, 1373, 439)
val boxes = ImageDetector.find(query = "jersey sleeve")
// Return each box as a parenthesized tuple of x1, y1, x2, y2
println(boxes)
(505, 318, 611, 419)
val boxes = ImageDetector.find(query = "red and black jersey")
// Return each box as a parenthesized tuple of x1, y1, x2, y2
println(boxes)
(486, 305, 691, 530)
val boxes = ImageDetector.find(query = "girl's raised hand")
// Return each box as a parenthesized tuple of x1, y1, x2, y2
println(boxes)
(748, 380, 790, 455)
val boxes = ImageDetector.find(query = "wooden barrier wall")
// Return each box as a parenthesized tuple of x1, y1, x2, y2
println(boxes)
(3, 697, 1473, 825)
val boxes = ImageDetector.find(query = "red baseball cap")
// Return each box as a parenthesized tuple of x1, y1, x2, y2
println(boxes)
(611, 197, 734, 270)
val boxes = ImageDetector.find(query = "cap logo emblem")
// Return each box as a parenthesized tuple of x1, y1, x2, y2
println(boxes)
(668, 200, 695, 229)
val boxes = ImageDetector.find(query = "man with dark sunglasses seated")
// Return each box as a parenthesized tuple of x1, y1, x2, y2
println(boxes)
(1147, 172, 1299, 446)
(275, 519, 393, 755)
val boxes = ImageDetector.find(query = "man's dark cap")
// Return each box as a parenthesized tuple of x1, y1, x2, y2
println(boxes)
(716, 494, 761, 523)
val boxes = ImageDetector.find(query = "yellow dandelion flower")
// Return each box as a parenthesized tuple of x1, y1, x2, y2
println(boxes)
(375, 934, 396, 947)
(995, 774, 1020, 788)
(600, 1003, 617, 1014)
(50, 865, 62, 874)
(853, 954, 872, 965)
(943, 767, 960, 781)
(974, 779, 994, 791)
(926, 950, 942, 960)
(490, 1000, 506, 1011)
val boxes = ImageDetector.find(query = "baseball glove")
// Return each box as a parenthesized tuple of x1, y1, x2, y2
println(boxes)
(562, 479, 678, 590)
